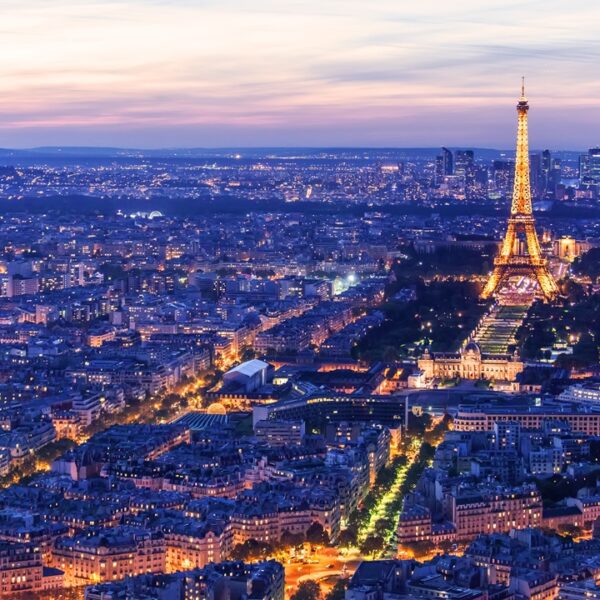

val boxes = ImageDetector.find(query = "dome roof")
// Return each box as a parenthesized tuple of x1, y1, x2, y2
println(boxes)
(464, 341, 481, 355)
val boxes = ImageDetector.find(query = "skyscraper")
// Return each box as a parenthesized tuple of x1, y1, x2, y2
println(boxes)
(579, 153, 590, 181)
(435, 147, 453, 184)
(580, 148, 600, 184)
(588, 147, 600, 183)
(541, 149, 553, 198)
(441, 147, 453, 175)
(579, 148, 600, 201)
(454, 150, 474, 176)
(529, 153, 542, 198)
(492, 160, 515, 199)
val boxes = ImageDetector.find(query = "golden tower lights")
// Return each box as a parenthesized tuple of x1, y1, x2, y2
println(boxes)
(481, 80, 559, 301)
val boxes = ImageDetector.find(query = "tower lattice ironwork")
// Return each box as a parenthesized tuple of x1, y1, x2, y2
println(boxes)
(481, 80, 559, 301)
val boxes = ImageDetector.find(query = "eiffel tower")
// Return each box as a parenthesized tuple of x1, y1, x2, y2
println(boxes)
(481, 80, 559, 302)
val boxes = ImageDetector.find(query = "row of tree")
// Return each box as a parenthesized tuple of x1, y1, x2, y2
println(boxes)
(291, 578, 349, 600)
(516, 294, 600, 368)
(355, 277, 485, 363)
(230, 523, 330, 561)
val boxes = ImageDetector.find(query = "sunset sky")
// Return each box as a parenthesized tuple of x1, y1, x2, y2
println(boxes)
(1, 0, 599, 148)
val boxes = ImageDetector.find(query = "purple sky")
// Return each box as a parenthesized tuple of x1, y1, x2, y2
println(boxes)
(0, 0, 599, 148)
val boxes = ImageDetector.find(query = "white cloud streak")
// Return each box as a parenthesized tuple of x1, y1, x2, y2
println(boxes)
(0, 0, 598, 146)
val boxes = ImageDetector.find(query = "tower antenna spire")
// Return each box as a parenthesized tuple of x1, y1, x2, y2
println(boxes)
(521, 76, 525, 98)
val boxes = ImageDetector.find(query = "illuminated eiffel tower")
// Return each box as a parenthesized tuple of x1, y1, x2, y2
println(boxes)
(481, 80, 559, 302)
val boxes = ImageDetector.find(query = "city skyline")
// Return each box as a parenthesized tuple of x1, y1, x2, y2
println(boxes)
(1, 3, 600, 598)
(1, 0, 600, 148)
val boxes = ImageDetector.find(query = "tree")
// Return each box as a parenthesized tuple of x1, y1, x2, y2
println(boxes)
(375, 464, 396, 487)
(354, 278, 485, 363)
(359, 534, 384, 556)
(337, 528, 357, 548)
(424, 414, 453, 444)
(558, 524, 583, 539)
(230, 539, 273, 561)
(240, 346, 257, 361)
(281, 530, 305, 548)
(326, 578, 349, 600)
(291, 580, 322, 600)
(573, 333, 599, 366)
(375, 518, 394, 536)
(230, 542, 250, 560)
(306, 522, 329, 546)
(436, 539, 456, 555)
(409, 413, 432, 435)
(361, 494, 376, 511)
(573, 248, 600, 282)
(561, 279, 586, 303)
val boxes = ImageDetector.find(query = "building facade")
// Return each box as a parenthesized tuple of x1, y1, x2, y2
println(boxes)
(418, 343, 524, 383)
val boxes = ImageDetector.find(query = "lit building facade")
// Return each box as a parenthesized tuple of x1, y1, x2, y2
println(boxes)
(418, 343, 524, 383)
(52, 529, 165, 587)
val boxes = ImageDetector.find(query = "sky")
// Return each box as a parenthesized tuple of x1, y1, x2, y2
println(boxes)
(0, 0, 599, 149)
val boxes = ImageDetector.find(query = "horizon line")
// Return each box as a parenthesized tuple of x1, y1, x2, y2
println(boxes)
(0, 145, 591, 153)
